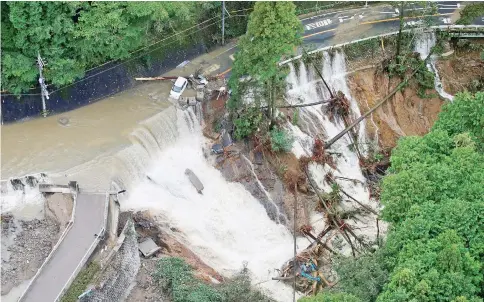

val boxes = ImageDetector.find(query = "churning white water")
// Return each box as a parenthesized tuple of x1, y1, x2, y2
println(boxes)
(285, 51, 381, 253)
(122, 106, 303, 301)
(414, 32, 454, 101)
(0, 174, 50, 220)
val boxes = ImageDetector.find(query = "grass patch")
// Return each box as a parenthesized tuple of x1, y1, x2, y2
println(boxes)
(153, 257, 273, 302)
(456, 3, 484, 25)
(60, 261, 100, 302)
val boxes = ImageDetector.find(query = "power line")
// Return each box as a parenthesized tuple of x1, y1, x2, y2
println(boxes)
(1, 8, 253, 97)
(71, 7, 253, 75)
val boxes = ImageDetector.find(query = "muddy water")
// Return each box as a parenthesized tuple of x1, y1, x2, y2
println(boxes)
(1, 81, 175, 189)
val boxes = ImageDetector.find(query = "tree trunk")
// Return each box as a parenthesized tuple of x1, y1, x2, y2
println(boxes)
(396, 2, 405, 63)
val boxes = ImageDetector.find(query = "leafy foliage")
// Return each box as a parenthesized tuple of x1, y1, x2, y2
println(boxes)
(456, 3, 484, 25)
(299, 292, 361, 302)
(432, 91, 484, 151)
(387, 52, 435, 98)
(378, 92, 484, 301)
(228, 2, 302, 111)
(269, 128, 294, 153)
(233, 107, 264, 140)
(332, 251, 389, 302)
(378, 230, 482, 302)
(153, 257, 273, 302)
(153, 257, 221, 302)
(1, 2, 251, 94)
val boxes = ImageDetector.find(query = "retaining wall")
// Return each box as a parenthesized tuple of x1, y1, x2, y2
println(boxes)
(1, 41, 210, 123)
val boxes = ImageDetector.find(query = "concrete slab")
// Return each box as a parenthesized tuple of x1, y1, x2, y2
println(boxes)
(138, 238, 161, 258)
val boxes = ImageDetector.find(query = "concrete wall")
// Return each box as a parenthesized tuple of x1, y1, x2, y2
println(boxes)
(1, 41, 211, 123)
(107, 182, 121, 244)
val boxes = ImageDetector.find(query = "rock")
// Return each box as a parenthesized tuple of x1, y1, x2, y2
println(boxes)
(58, 117, 70, 126)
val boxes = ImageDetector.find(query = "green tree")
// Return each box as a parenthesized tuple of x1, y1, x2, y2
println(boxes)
(299, 292, 361, 302)
(307, 92, 484, 301)
(456, 2, 484, 25)
(432, 91, 484, 151)
(153, 257, 273, 302)
(377, 230, 482, 302)
(270, 128, 294, 152)
(393, 1, 437, 60)
(332, 251, 389, 302)
(1, 2, 83, 94)
(228, 1, 302, 127)
(0, 2, 220, 94)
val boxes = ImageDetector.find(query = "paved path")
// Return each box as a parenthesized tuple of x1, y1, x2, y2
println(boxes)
(20, 193, 107, 302)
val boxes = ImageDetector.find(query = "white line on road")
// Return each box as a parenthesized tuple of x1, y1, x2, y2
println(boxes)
(300, 10, 345, 21)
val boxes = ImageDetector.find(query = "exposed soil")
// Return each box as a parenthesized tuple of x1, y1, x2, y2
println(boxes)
(1, 193, 73, 297)
(347, 45, 484, 150)
(121, 211, 223, 301)
(348, 69, 445, 149)
(435, 49, 484, 95)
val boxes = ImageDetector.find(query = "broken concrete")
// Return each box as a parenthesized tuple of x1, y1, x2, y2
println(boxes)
(138, 238, 161, 258)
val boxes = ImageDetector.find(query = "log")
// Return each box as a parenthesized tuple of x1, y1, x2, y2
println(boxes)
(324, 51, 433, 149)
(304, 168, 358, 256)
(303, 230, 337, 255)
(272, 276, 296, 281)
(275, 98, 335, 109)
(339, 187, 378, 215)
(135, 76, 178, 81)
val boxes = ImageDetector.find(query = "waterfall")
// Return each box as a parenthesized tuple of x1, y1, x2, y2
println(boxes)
(0, 174, 50, 220)
(414, 32, 454, 101)
(121, 105, 306, 301)
(286, 51, 381, 255)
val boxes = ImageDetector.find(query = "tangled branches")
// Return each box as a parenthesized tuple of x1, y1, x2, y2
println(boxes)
(325, 91, 351, 122)
(300, 138, 336, 170)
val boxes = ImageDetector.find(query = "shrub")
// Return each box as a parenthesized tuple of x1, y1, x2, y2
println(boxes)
(153, 257, 273, 302)
(456, 3, 484, 25)
(432, 91, 484, 150)
(233, 107, 264, 140)
(61, 262, 100, 302)
(292, 109, 299, 126)
(299, 292, 361, 302)
(269, 128, 294, 152)
(153, 257, 222, 302)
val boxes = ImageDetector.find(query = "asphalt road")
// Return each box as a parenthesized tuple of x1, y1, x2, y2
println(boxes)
(20, 194, 106, 302)
(217, 1, 483, 78)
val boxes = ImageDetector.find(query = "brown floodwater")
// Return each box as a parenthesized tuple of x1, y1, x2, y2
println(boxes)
(1, 80, 176, 189)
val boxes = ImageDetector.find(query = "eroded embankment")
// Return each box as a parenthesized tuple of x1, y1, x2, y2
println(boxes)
(348, 46, 483, 149)
(1, 191, 73, 301)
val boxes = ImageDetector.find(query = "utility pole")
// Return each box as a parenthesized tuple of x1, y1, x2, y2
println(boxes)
(221, 1, 225, 45)
(37, 52, 49, 117)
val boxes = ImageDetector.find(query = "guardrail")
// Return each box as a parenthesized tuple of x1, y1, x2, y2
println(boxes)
(280, 25, 484, 65)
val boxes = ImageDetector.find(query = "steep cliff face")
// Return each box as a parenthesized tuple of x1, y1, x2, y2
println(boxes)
(435, 51, 484, 95)
(345, 37, 483, 150)
(348, 71, 444, 149)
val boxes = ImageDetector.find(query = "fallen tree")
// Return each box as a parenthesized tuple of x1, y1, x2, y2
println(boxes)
(324, 51, 433, 149)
